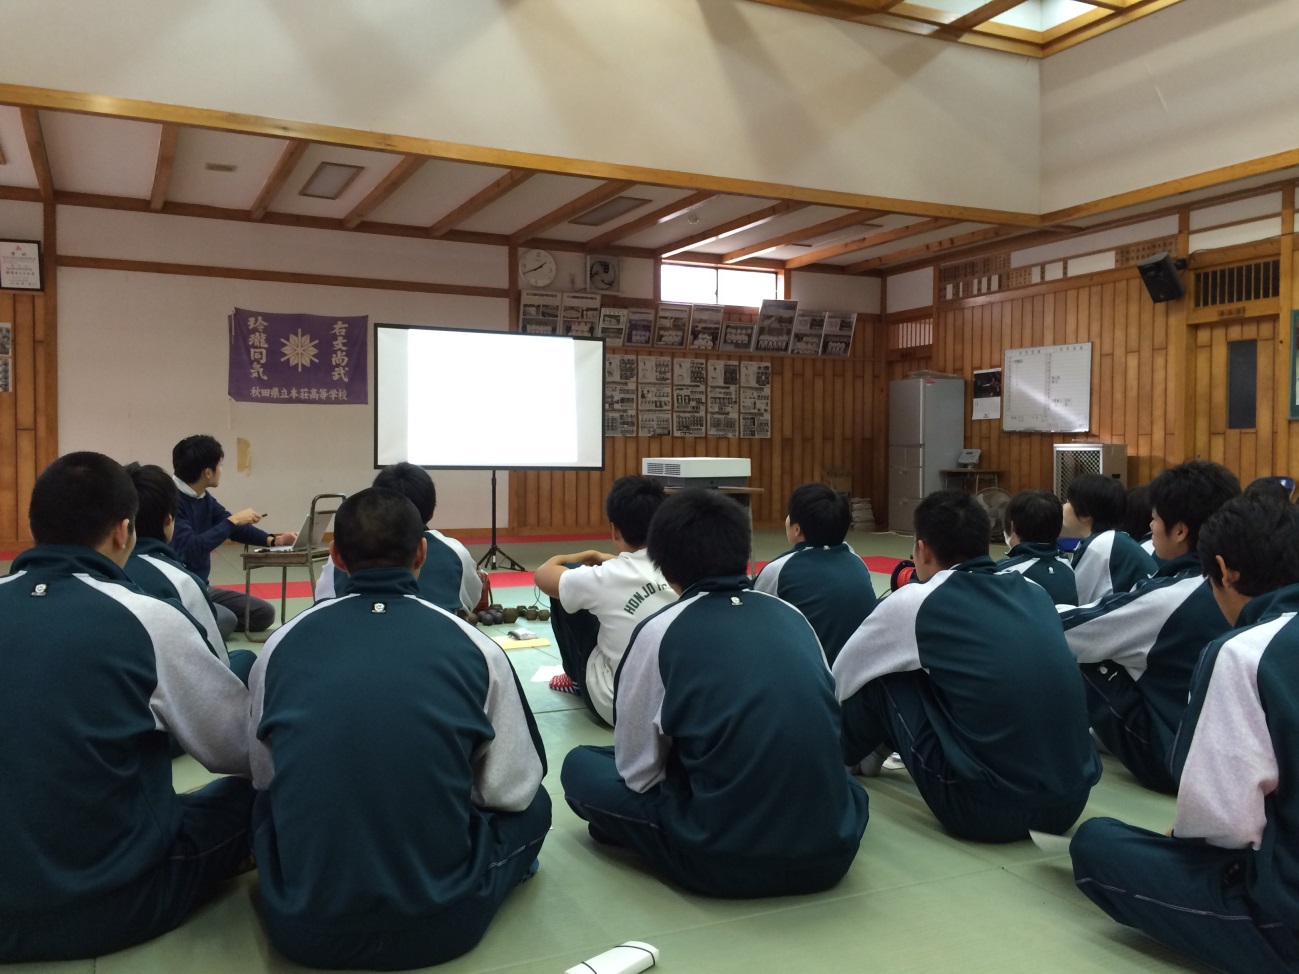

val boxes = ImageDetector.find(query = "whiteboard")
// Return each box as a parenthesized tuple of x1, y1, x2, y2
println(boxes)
(1002, 342, 1092, 433)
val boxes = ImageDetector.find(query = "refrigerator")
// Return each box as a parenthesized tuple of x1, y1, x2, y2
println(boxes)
(888, 376, 965, 532)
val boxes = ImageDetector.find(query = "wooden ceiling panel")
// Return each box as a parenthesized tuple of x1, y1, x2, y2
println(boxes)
(170, 129, 291, 210)
(39, 111, 157, 198)
(366, 158, 513, 228)
(455, 172, 616, 235)
(0, 106, 39, 191)
(618, 194, 790, 250)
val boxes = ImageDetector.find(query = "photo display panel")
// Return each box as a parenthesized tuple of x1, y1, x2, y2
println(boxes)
(375, 324, 605, 468)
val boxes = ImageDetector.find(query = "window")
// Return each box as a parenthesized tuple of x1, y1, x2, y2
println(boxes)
(660, 263, 779, 307)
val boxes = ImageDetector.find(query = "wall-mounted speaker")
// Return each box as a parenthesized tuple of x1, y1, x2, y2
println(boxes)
(1137, 251, 1186, 303)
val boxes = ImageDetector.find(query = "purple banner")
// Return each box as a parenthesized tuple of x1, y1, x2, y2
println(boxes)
(228, 308, 368, 405)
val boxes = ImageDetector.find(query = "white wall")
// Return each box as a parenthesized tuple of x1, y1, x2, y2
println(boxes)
(790, 272, 881, 314)
(0, 200, 44, 242)
(1041, 0, 1299, 211)
(0, 0, 1042, 213)
(886, 268, 934, 313)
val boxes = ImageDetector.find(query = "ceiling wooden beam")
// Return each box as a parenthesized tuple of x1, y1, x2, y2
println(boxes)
(846, 225, 1022, 272)
(722, 208, 889, 263)
(938, 0, 1026, 34)
(20, 107, 53, 201)
(0, 135, 6, 166)
(250, 140, 308, 221)
(883, 227, 1073, 275)
(342, 154, 425, 229)
(784, 217, 959, 268)
(658, 201, 809, 259)
(427, 168, 534, 238)
(149, 123, 179, 212)
(584, 190, 718, 250)
(509, 179, 634, 246)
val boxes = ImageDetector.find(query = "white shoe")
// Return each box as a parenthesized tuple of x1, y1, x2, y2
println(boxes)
(882, 752, 906, 771)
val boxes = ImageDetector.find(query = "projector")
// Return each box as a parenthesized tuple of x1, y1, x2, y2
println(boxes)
(641, 457, 751, 488)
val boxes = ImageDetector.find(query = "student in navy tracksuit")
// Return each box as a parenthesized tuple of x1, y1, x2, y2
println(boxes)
(123, 462, 256, 684)
(1124, 482, 1160, 562)
(313, 462, 482, 613)
(996, 489, 1078, 605)
(834, 490, 1100, 843)
(0, 452, 253, 962)
(753, 482, 878, 664)
(169, 435, 298, 636)
(1060, 460, 1240, 794)
(1071, 493, 1299, 974)
(249, 488, 549, 970)
(1064, 473, 1156, 603)
(562, 489, 869, 898)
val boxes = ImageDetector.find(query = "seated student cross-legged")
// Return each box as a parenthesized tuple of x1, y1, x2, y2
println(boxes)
(534, 475, 675, 724)
(1071, 493, 1299, 974)
(1063, 473, 1156, 603)
(123, 462, 257, 685)
(1059, 460, 1240, 794)
(995, 488, 1078, 606)
(314, 461, 482, 613)
(248, 487, 550, 971)
(753, 482, 878, 664)
(0, 452, 253, 963)
(562, 488, 869, 898)
(833, 490, 1100, 843)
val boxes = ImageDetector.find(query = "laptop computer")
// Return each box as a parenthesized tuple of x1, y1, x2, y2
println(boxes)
(260, 511, 333, 552)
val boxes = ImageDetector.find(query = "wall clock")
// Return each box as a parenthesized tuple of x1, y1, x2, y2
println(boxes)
(518, 248, 557, 288)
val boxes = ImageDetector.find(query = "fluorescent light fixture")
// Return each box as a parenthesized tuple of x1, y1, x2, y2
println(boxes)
(204, 162, 237, 173)
(571, 196, 652, 227)
(299, 162, 364, 200)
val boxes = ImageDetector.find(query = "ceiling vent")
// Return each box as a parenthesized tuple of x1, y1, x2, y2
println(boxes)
(571, 196, 653, 227)
(300, 162, 364, 200)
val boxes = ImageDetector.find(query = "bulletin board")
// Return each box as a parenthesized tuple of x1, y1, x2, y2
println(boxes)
(1002, 342, 1092, 433)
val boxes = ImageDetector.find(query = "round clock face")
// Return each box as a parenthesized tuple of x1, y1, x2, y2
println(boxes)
(519, 248, 557, 288)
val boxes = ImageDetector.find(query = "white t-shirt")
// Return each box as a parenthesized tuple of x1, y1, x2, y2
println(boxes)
(557, 548, 676, 724)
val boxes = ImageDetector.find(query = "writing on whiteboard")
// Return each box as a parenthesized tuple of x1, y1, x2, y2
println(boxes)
(1002, 342, 1092, 433)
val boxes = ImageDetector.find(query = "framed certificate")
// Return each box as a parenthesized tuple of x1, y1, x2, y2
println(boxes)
(0, 240, 43, 291)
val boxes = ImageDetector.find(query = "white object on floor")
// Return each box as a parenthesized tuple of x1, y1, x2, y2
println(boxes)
(882, 752, 906, 771)
(1028, 830, 1074, 856)
(531, 664, 567, 684)
(565, 941, 659, 974)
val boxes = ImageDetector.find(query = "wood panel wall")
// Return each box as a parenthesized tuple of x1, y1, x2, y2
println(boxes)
(508, 314, 880, 531)
(0, 287, 57, 549)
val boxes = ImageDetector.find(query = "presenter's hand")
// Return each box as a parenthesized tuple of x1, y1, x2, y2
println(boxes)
(275, 531, 299, 547)
(229, 508, 263, 526)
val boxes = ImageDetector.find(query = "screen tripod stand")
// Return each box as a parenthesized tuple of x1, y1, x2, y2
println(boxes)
(476, 469, 526, 572)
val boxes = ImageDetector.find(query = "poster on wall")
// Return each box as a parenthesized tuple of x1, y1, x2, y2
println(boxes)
(687, 304, 724, 351)
(972, 367, 1003, 421)
(561, 292, 601, 337)
(789, 309, 826, 356)
(754, 299, 798, 353)
(720, 319, 757, 352)
(0, 322, 10, 393)
(638, 355, 672, 437)
(740, 361, 771, 439)
(519, 290, 561, 335)
(0, 241, 42, 291)
(228, 308, 368, 404)
(598, 308, 628, 346)
(672, 358, 707, 437)
(625, 307, 655, 347)
(706, 359, 740, 438)
(604, 353, 637, 436)
(820, 311, 856, 357)
(653, 303, 691, 349)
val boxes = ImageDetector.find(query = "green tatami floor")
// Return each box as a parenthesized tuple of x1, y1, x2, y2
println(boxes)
(8, 530, 1212, 974)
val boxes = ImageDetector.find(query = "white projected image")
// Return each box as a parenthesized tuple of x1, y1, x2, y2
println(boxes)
(375, 325, 604, 468)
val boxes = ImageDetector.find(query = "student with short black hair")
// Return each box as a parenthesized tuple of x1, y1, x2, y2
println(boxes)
(1123, 483, 1158, 559)
(0, 452, 252, 962)
(1059, 460, 1241, 793)
(562, 488, 869, 897)
(248, 487, 549, 969)
(996, 489, 1078, 605)
(123, 462, 255, 683)
(1064, 473, 1156, 602)
(834, 490, 1099, 842)
(1070, 493, 1299, 974)
(170, 434, 297, 635)
(753, 482, 877, 663)
(314, 461, 481, 614)
(534, 475, 675, 724)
